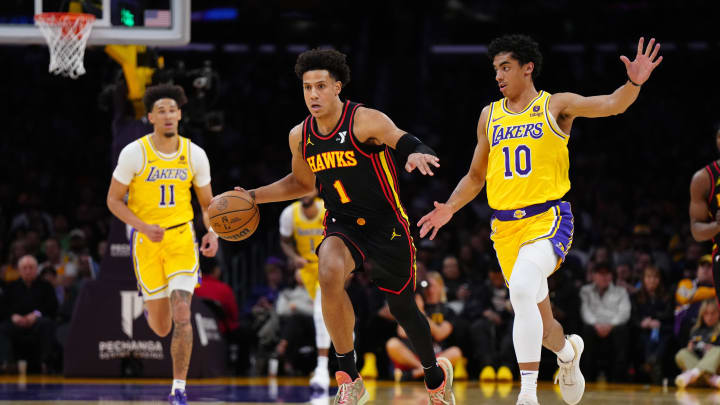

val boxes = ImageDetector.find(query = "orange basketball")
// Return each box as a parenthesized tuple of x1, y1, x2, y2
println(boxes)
(208, 190, 259, 242)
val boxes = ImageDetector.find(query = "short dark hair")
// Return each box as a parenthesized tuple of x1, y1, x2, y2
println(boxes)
(488, 34, 543, 80)
(142, 84, 188, 113)
(295, 48, 351, 86)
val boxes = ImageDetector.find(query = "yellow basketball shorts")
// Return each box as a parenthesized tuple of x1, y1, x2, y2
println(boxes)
(490, 200, 574, 282)
(299, 262, 320, 300)
(130, 221, 200, 300)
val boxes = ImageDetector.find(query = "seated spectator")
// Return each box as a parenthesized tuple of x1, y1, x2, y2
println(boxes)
(0, 255, 58, 373)
(674, 299, 720, 388)
(273, 270, 315, 376)
(441, 256, 467, 304)
(195, 260, 240, 335)
(386, 271, 462, 381)
(674, 254, 716, 342)
(40, 237, 68, 281)
(245, 257, 285, 373)
(462, 266, 514, 379)
(631, 265, 673, 384)
(580, 262, 631, 382)
(1, 240, 26, 283)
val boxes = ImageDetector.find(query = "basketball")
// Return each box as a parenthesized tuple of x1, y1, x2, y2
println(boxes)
(208, 189, 260, 242)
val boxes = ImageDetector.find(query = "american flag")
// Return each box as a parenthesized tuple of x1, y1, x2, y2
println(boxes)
(144, 10, 171, 28)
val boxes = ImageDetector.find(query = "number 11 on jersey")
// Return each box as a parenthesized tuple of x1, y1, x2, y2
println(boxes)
(333, 180, 351, 204)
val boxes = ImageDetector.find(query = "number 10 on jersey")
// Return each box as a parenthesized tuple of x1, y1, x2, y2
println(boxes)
(502, 145, 532, 178)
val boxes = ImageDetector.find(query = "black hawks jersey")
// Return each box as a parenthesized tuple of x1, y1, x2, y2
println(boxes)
(705, 161, 720, 254)
(301, 100, 410, 225)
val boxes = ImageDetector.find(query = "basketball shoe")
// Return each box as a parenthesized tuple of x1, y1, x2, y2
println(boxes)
(554, 334, 585, 405)
(310, 365, 330, 389)
(333, 371, 369, 405)
(426, 357, 455, 405)
(168, 389, 188, 405)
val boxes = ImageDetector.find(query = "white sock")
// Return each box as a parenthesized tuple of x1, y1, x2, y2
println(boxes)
(555, 338, 575, 363)
(317, 356, 328, 371)
(519, 370, 538, 399)
(171, 379, 186, 393)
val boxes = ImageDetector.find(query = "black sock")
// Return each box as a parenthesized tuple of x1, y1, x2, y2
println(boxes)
(336, 350, 359, 380)
(424, 362, 444, 390)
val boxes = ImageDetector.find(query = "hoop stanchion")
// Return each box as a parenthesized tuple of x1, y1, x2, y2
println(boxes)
(35, 12, 96, 79)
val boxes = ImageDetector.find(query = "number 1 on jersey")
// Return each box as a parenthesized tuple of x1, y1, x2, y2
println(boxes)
(333, 180, 351, 204)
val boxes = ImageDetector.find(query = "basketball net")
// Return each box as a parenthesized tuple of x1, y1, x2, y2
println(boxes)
(35, 13, 96, 79)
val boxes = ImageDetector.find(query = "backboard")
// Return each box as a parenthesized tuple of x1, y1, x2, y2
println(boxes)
(0, 0, 189, 46)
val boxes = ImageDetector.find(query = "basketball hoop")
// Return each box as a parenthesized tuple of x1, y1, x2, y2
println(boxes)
(35, 12, 96, 79)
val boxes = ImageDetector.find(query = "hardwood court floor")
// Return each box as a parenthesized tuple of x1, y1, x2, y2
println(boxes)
(0, 375, 718, 404)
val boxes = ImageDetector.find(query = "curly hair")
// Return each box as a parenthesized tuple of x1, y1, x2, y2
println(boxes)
(488, 34, 543, 80)
(294, 48, 351, 86)
(142, 84, 188, 113)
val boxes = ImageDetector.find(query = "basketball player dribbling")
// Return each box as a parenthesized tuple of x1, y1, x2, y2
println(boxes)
(107, 84, 219, 405)
(235, 49, 455, 404)
(278, 193, 332, 389)
(417, 35, 662, 405)
(689, 126, 720, 298)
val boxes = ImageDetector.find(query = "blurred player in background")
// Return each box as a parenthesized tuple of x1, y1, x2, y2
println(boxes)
(689, 126, 720, 299)
(418, 35, 662, 405)
(235, 48, 454, 405)
(106, 84, 218, 405)
(278, 193, 332, 389)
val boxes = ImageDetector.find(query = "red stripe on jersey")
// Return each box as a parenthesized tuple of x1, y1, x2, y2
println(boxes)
(310, 101, 351, 140)
(370, 153, 415, 294)
(347, 105, 372, 158)
(384, 148, 401, 195)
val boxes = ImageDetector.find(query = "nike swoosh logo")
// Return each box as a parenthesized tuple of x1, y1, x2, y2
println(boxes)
(148, 159, 157, 164)
(492, 115, 505, 123)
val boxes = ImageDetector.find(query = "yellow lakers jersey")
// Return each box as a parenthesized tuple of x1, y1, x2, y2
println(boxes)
(127, 135, 194, 228)
(485, 91, 570, 210)
(291, 199, 326, 263)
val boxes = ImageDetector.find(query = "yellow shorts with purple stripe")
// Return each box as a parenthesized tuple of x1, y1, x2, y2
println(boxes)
(130, 221, 199, 299)
(490, 200, 574, 281)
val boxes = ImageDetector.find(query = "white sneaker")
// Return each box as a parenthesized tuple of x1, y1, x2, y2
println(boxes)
(516, 394, 539, 405)
(310, 367, 330, 389)
(554, 334, 585, 405)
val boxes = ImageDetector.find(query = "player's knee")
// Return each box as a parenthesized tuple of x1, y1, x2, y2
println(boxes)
(171, 301, 191, 325)
(151, 318, 172, 337)
(386, 337, 402, 352)
(318, 260, 345, 293)
(509, 280, 536, 308)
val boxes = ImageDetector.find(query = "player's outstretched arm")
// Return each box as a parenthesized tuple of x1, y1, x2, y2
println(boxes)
(194, 183, 219, 257)
(552, 37, 663, 119)
(247, 124, 317, 204)
(353, 107, 440, 176)
(689, 169, 720, 241)
(417, 106, 491, 240)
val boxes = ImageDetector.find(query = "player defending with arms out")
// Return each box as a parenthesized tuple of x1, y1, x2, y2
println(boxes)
(418, 35, 662, 405)
(278, 193, 332, 389)
(107, 84, 219, 405)
(237, 49, 454, 404)
(690, 126, 720, 299)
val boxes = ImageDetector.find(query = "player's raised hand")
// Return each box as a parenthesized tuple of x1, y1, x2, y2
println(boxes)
(417, 201, 453, 240)
(200, 231, 218, 257)
(620, 37, 663, 86)
(406, 153, 440, 176)
(143, 224, 165, 242)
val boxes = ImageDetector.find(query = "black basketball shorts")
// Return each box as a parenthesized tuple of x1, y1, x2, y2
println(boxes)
(317, 212, 417, 295)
